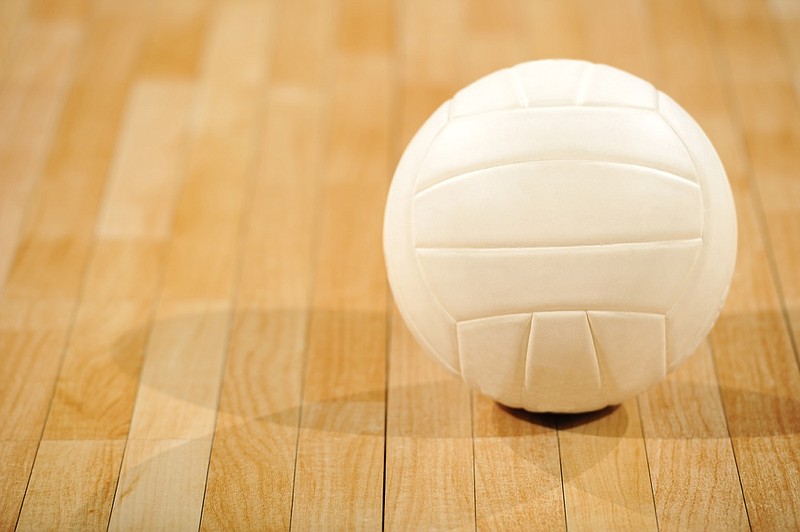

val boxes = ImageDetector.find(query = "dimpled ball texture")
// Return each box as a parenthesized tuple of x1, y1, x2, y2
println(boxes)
(383, 59, 737, 413)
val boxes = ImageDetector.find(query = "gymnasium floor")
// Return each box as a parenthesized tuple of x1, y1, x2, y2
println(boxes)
(1, 0, 799, 529)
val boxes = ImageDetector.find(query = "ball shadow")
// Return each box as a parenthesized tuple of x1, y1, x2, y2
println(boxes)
(98, 307, 800, 525)
(107, 307, 800, 440)
(497, 403, 622, 432)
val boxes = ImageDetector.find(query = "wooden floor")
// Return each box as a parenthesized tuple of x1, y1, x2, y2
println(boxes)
(1, 0, 800, 529)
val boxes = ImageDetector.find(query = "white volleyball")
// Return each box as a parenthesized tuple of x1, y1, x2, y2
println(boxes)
(383, 59, 737, 413)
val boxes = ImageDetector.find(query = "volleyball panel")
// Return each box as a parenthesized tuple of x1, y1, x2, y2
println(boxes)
(414, 107, 696, 193)
(457, 313, 531, 408)
(454, 310, 667, 412)
(574, 63, 656, 108)
(524, 311, 601, 412)
(417, 240, 701, 321)
(586, 311, 666, 404)
(413, 160, 702, 248)
(451, 60, 588, 116)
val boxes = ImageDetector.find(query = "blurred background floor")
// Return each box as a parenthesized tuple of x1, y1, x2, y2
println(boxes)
(1, 0, 799, 529)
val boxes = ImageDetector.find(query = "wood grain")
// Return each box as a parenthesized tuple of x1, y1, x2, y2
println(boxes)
(385, 313, 475, 530)
(109, 438, 211, 531)
(290, 43, 392, 530)
(0, 20, 81, 289)
(95, 81, 195, 240)
(636, 1, 751, 529)
(559, 401, 658, 531)
(702, 0, 800, 528)
(2, 0, 800, 529)
(639, 345, 749, 531)
(0, 299, 73, 441)
(40, 78, 194, 441)
(384, 3, 476, 530)
(42, 298, 151, 440)
(108, 2, 272, 527)
(16, 441, 124, 530)
(0, 441, 37, 530)
(201, 91, 327, 530)
(473, 400, 564, 531)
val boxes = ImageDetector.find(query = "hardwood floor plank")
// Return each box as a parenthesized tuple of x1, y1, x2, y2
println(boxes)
(200, 311, 308, 530)
(12, 1, 152, 242)
(107, 1, 273, 527)
(293, 310, 387, 529)
(384, 3, 478, 529)
(385, 312, 475, 530)
(701, 0, 800, 528)
(520, 0, 586, 61)
(709, 204, 800, 529)
(80, 240, 167, 302)
(0, 20, 80, 88)
(108, 438, 211, 531)
(639, 345, 748, 530)
(42, 299, 152, 440)
(0, 299, 67, 530)
(0, 0, 29, 71)
(461, 0, 527, 81)
(200, 3, 330, 526)
(636, 1, 752, 529)
(0, 441, 38, 531)
(0, 299, 74, 440)
(386, 438, 474, 530)
(235, 94, 326, 311)
(559, 401, 658, 531)
(473, 399, 564, 531)
(42, 77, 196, 441)
(123, 0, 272, 433)
(397, 0, 468, 92)
(95, 81, 195, 239)
(0, 21, 81, 290)
(216, 312, 311, 427)
(4, 1, 151, 302)
(16, 441, 124, 530)
(291, 47, 392, 528)
(158, 3, 271, 301)
(711, 316, 800, 530)
(708, 0, 800, 355)
(269, 0, 333, 90)
(3, 4, 191, 528)
(201, 88, 328, 528)
(4, 239, 87, 300)
(136, 0, 210, 79)
(28, 0, 89, 22)
(770, 0, 800, 102)
(127, 301, 231, 440)
(337, 0, 394, 55)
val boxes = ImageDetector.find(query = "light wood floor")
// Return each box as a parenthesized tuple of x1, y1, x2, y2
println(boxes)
(2, 0, 800, 529)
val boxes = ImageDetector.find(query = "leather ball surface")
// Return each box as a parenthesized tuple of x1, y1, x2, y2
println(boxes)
(383, 59, 737, 413)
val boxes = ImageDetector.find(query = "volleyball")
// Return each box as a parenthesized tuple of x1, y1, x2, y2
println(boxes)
(383, 59, 737, 413)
